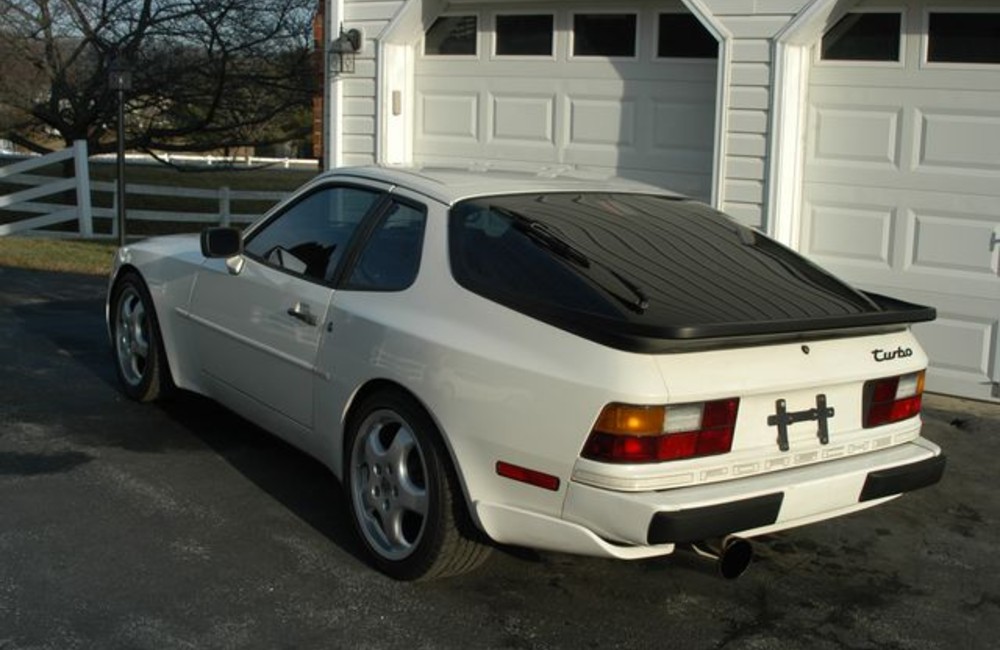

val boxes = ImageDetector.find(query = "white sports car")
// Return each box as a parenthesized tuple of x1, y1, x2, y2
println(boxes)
(107, 166, 944, 580)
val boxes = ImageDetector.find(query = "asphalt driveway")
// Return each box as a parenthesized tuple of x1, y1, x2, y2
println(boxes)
(1, 264, 997, 649)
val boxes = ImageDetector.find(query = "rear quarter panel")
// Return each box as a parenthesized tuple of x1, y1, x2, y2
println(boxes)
(315, 202, 669, 521)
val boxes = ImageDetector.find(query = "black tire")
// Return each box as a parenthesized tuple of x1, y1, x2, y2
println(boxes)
(109, 271, 172, 402)
(345, 389, 491, 580)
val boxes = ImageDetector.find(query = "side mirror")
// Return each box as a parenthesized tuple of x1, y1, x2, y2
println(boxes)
(200, 227, 243, 259)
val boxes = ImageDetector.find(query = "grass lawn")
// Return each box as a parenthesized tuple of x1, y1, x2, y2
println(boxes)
(0, 237, 118, 276)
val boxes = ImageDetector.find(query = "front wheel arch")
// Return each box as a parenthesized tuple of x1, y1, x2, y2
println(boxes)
(108, 269, 175, 401)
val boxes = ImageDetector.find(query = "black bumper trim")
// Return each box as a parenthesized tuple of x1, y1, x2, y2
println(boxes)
(647, 493, 784, 545)
(859, 455, 946, 502)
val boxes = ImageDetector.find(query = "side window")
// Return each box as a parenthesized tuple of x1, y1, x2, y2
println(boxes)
(346, 201, 427, 291)
(424, 15, 478, 55)
(820, 12, 902, 62)
(244, 186, 381, 282)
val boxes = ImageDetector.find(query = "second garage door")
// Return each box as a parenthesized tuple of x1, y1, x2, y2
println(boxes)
(800, 1, 1000, 401)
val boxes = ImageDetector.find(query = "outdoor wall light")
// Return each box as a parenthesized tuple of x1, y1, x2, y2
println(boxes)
(330, 26, 363, 74)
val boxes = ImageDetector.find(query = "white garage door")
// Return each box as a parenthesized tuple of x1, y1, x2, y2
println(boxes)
(801, 1, 1000, 402)
(414, 1, 718, 200)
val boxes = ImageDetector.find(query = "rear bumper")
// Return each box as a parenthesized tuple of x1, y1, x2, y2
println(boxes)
(646, 493, 784, 545)
(472, 438, 943, 559)
(562, 438, 943, 550)
(859, 454, 946, 502)
(645, 453, 945, 545)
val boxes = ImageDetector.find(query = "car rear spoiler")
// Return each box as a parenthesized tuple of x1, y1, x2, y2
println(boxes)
(556, 292, 936, 354)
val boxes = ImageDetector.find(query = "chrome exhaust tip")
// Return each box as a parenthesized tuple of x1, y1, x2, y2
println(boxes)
(689, 536, 754, 580)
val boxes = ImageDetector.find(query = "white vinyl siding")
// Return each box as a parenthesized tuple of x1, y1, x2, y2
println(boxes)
(702, 0, 812, 227)
(343, 0, 408, 165)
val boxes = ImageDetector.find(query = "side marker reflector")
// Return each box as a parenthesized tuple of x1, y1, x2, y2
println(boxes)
(496, 461, 560, 491)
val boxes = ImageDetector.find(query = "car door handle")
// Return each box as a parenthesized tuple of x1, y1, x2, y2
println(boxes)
(286, 302, 318, 326)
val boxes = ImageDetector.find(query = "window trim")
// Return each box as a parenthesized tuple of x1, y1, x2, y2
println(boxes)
(568, 10, 640, 61)
(654, 10, 719, 62)
(421, 13, 480, 59)
(815, 8, 906, 69)
(921, 7, 1000, 69)
(490, 11, 557, 61)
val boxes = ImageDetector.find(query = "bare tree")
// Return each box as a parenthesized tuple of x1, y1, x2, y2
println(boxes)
(0, 0, 316, 156)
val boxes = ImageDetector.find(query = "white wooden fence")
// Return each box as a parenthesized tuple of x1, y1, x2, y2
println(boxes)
(0, 141, 93, 237)
(0, 141, 291, 239)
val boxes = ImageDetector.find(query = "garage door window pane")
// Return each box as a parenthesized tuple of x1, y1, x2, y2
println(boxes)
(425, 15, 478, 56)
(573, 14, 637, 57)
(496, 15, 554, 56)
(658, 13, 717, 59)
(821, 13, 901, 62)
(928, 13, 1000, 64)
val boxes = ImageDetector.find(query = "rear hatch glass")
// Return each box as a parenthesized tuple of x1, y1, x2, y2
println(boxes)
(448, 193, 933, 352)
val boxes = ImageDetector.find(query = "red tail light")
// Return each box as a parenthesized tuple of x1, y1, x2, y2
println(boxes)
(582, 399, 740, 464)
(863, 371, 924, 428)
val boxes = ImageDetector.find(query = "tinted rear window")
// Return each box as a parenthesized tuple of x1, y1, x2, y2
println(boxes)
(449, 193, 883, 348)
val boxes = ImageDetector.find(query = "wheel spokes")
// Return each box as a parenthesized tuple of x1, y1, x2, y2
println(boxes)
(352, 412, 429, 560)
(127, 299, 150, 357)
(115, 289, 150, 386)
(387, 428, 428, 516)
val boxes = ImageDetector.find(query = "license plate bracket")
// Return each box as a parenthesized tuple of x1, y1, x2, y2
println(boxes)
(767, 394, 835, 451)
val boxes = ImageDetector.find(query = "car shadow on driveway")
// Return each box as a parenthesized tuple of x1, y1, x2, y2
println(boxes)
(156, 391, 370, 567)
(2, 266, 369, 569)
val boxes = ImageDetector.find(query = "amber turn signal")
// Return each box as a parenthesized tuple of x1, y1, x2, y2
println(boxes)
(592, 404, 665, 436)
